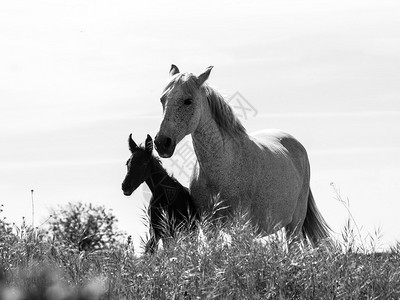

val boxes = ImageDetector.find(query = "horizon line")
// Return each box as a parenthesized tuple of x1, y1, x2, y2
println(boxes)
(2, 146, 400, 169)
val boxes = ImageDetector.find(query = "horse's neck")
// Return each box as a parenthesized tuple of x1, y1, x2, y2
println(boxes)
(144, 159, 172, 194)
(192, 114, 242, 178)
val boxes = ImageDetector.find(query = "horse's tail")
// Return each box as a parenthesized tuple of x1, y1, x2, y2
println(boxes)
(302, 189, 332, 246)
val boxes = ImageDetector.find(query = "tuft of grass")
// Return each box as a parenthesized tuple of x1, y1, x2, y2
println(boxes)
(1, 197, 400, 299)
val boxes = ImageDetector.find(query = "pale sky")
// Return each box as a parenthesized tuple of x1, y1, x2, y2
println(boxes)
(1, 0, 400, 250)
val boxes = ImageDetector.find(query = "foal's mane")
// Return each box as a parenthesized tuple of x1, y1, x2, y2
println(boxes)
(169, 73, 247, 138)
(137, 142, 180, 182)
(137, 142, 163, 167)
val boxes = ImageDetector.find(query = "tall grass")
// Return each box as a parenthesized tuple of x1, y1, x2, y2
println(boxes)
(1, 200, 400, 300)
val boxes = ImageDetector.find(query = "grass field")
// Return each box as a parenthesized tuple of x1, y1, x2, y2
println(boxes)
(1, 205, 400, 300)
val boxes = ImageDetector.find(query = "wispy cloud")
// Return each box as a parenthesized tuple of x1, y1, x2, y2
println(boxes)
(0, 158, 121, 169)
(310, 146, 400, 156)
(255, 111, 400, 119)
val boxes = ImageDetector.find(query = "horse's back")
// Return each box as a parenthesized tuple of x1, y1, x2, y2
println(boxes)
(251, 129, 310, 176)
(251, 129, 305, 153)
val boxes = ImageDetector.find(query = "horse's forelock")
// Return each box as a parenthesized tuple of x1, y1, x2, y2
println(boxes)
(164, 73, 198, 96)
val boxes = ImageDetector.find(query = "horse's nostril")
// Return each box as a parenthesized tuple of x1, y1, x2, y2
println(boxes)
(164, 137, 172, 149)
(154, 135, 174, 156)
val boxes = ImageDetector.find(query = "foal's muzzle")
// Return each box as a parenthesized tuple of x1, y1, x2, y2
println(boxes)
(122, 178, 140, 196)
(154, 134, 176, 158)
(121, 182, 134, 196)
(122, 189, 133, 196)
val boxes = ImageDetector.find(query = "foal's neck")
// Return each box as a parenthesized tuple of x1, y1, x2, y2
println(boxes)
(144, 157, 172, 195)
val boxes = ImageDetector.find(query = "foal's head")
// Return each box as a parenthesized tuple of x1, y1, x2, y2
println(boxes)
(122, 134, 154, 196)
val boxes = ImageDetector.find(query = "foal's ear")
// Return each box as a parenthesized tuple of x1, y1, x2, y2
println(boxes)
(128, 134, 137, 152)
(196, 66, 213, 87)
(169, 64, 180, 76)
(145, 134, 153, 153)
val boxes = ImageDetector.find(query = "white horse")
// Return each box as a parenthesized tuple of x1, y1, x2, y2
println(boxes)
(154, 65, 331, 245)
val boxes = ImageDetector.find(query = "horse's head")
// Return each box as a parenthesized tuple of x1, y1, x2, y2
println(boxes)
(154, 64, 213, 158)
(122, 134, 153, 196)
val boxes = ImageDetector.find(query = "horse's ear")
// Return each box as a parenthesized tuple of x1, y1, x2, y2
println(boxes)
(128, 134, 137, 152)
(169, 64, 180, 76)
(145, 134, 153, 153)
(196, 66, 213, 86)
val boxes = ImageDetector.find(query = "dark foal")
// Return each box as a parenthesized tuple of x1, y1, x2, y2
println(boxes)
(122, 134, 198, 254)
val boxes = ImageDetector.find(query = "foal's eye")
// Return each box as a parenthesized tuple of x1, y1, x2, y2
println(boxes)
(183, 98, 192, 105)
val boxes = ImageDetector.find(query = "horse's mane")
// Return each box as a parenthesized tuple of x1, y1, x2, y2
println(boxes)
(203, 85, 247, 138)
(169, 73, 247, 139)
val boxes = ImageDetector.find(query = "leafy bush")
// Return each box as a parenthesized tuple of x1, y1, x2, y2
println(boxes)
(0, 204, 16, 241)
(47, 202, 124, 251)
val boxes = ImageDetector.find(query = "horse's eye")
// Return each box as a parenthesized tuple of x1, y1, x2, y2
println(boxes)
(183, 98, 192, 105)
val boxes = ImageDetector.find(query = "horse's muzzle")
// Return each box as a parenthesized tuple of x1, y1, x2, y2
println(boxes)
(154, 134, 175, 158)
